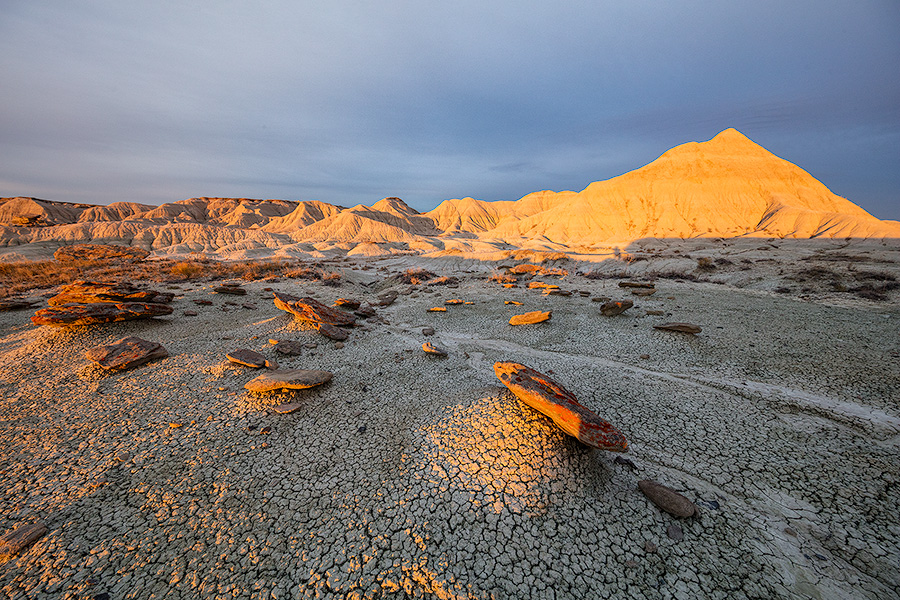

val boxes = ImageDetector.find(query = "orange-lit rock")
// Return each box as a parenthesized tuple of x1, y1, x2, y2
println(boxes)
(273, 292, 356, 326)
(509, 310, 551, 325)
(85, 336, 168, 370)
(48, 281, 173, 306)
(493, 361, 628, 452)
(244, 369, 333, 393)
(32, 302, 173, 326)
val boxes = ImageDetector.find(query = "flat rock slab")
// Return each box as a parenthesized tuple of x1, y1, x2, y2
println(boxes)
(445, 299, 464, 305)
(273, 340, 304, 356)
(214, 285, 247, 295)
(638, 480, 698, 518)
(654, 322, 702, 334)
(422, 342, 447, 356)
(354, 305, 377, 318)
(227, 349, 267, 368)
(618, 281, 656, 289)
(85, 337, 168, 370)
(315, 322, 349, 341)
(509, 310, 551, 325)
(600, 300, 633, 316)
(272, 402, 304, 414)
(631, 288, 657, 296)
(48, 281, 173, 305)
(493, 361, 628, 452)
(0, 522, 47, 562)
(505, 301, 523, 306)
(373, 290, 398, 307)
(245, 369, 333, 393)
(32, 302, 174, 326)
(273, 292, 356, 326)
(427, 307, 447, 312)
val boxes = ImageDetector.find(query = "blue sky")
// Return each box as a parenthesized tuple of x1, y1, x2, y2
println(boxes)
(1, 1, 898, 219)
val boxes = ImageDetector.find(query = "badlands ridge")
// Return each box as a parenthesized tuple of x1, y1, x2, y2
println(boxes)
(2, 129, 898, 261)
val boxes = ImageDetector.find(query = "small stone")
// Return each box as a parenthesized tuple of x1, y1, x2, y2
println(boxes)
(264, 359, 279, 370)
(600, 300, 633, 316)
(85, 337, 168, 370)
(422, 327, 435, 336)
(640, 354, 650, 359)
(226, 349, 268, 368)
(502, 283, 517, 288)
(273, 340, 304, 356)
(373, 290, 398, 307)
(334, 342, 344, 349)
(445, 299, 464, 305)
(644, 541, 658, 554)
(504, 301, 523, 305)
(169, 422, 183, 428)
(653, 322, 702, 334)
(784, 527, 797, 537)
(183, 310, 198, 316)
(591, 296, 611, 303)
(354, 305, 377, 318)
(422, 342, 448, 356)
(509, 310, 551, 325)
(260, 426, 272, 434)
(614, 456, 637, 470)
(543, 289, 572, 296)
(646, 310, 664, 316)
(241, 303, 257, 309)
(0, 523, 48, 561)
(638, 480, 698, 517)
(618, 281, 655, 289)
(193, 299, 213, 305)
(631, 288, 657, 296)
(214, 285, 247, 295)
(116, 452, 132, 462)
(303, 342, 318, 349)
(666, 524, 684, 541)
(244, 369, 333, 393)
(427, 307, 447, 312)
(315, 322, 349, 341)
(272, 402, 303, 414)
(357, 425, 367, 433)
(334, 298, 361, 310)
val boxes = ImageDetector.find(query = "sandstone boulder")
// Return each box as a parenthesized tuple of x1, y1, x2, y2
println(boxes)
(48, 281, 174, 305)
(373, 290, 399, 307)
(422, 342, 447, 356)
(32, 302, 173, 326)
(509, 310, 551, 325)
(214, 284, 246, 295)
(273, 292, 356, 326)
(273, 340, 304, 356)
(493, 361, 628, 452)
(638, 480, 697, 518)
(245, 369, 333, 393)
(85, 337, 168, 370)
(334, 298, 361, 310)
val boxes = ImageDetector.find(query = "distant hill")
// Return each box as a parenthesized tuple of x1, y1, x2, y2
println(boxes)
(2, 129, 898, 260)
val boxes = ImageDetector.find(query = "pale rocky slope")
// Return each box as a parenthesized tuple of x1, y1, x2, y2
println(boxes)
(2, 129, 898, 260)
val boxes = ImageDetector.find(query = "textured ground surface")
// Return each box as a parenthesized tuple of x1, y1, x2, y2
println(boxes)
(0, 257, 898, 599)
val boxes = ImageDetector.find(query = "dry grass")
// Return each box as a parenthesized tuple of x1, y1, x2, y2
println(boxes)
(489, 271, 517, 284)
(0, 258, 342, 299)
(398, 268, 436, 285)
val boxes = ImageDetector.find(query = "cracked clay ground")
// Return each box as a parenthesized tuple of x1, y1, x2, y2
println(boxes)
(0, 265, 898, 599)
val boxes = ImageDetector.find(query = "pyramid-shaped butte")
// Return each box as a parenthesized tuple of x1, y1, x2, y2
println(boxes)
(427, 128, 900, 244)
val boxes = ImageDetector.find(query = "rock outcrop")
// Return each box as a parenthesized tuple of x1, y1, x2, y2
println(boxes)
(32, 302, 174, 326)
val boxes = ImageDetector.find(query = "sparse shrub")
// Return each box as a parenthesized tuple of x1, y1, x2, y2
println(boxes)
(489, 272, 517, 284)
(320, 271, 342, 287)
(399, 268, 436, 285)
(696, 257, 716, 271)
(170, 261, 205, 280)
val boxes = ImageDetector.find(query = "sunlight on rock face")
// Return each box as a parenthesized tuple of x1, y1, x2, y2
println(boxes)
(419, 393, 609, 515)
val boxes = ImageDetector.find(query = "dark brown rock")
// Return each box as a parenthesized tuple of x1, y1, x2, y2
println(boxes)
(0, 522, 48, 562)
(85, 337, 168, 370)
(354, 305, 376, 318)
(214, 285, 246, 295)
(618, 281, 655, 289)
(31, 302, 173, 326)
(509, 310, 551, 325)
(638, 480, 698, 517)
(245, 369, 333, 393)
(183, 310, 198, 316)
(227, 349, 268, 368)
(273, 340, 304, 356)
(373, 290, 399, 307)
(48, 281, 173, 305)
(315, 322, 349, 341)
(193, 299, 213, 305)
(272, 402, 304, 414)
(653, 322, 702, 334)
(631, 288, 657, 296)
(422, 327, 435, 336)
(591, 296, 611, 303)
(334, 298, 361, 310)
(600, 300, 633, 316)
(273, 292, 356, 326)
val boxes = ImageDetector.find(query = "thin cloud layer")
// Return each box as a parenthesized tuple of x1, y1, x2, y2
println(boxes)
(1, 1, 898, 218)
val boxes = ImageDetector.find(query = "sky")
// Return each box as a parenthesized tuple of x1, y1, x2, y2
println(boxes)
(1, 1, 898, 219)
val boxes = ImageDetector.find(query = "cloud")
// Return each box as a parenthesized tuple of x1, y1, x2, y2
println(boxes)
(1, 1, 898, 218)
